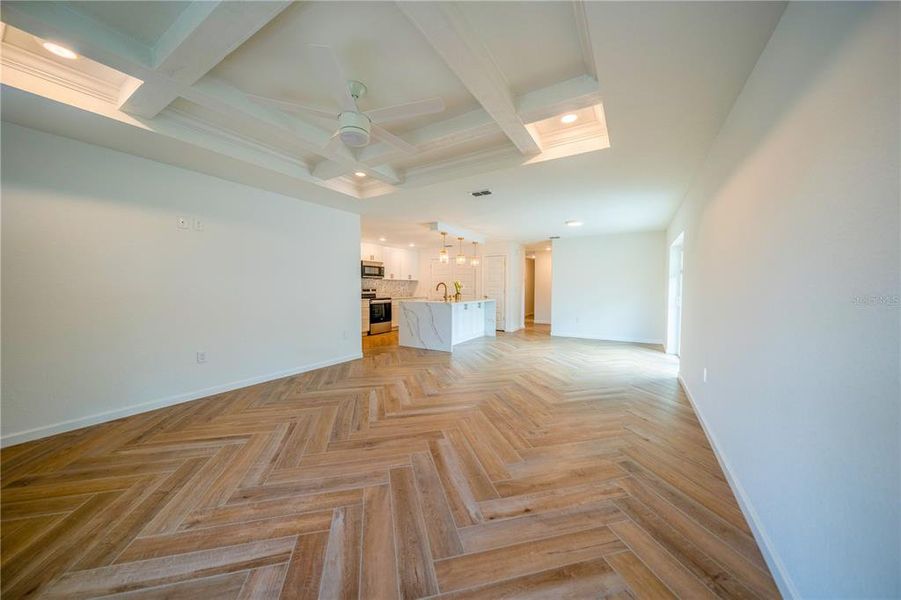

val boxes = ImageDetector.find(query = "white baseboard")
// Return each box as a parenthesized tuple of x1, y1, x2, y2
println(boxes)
(532, 319, 551, 325)
(550, 329, 663, 345)
(1, 352, 363, 448)
(677, 375, 799, 600)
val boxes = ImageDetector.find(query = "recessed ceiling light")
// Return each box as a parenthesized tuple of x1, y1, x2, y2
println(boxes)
(378, 237, 386, 242)
(408, 243, 415, 247)
(545, 246, 551, 251)
(565, 220, 583, 227)
(354, 171, 366, 178)
(560, 113, 578, 124)
(41, 41, 78, 60)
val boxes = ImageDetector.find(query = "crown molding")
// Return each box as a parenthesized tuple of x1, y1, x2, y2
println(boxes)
(0, 42, 122, 104)
(164, 106, 310, 172)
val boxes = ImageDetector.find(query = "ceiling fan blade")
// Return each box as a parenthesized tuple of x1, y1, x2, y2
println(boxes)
(321, 132, 344, 156)
(246, 94, 336, 120)
(366, 97, 446, 124)
(371, 124, 416, 154)
(308, 44, 357, 113)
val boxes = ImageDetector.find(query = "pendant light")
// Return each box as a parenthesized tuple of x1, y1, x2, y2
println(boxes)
(470, 241, 480, 267)
(439, 232, 449, 264)
(455, 237, 467, 265)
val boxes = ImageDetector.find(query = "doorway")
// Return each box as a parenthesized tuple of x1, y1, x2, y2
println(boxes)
(666, 233, 684, 355)
(524, 257, 535, 320)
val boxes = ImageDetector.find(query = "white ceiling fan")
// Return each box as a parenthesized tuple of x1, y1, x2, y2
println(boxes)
(247, 45, 445, 156)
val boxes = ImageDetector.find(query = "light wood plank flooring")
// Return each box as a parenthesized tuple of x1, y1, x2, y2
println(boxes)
(1, 325, 780, 599)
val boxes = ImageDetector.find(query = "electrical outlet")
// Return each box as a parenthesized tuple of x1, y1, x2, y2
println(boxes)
(702, 367, 707, 383)
(193, 218, 204, 231)
(342, 330, 348, 340)
(177, 216, 189, 230)
(196, 351, 207, 364)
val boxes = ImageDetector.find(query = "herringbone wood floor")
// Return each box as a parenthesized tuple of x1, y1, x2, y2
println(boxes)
(1, 325, 780, 599)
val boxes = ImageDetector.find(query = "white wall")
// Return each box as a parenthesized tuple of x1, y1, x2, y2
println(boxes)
(551, 232, 665, 343)
(506, 243, 525, 332)
(1, 123, 362, 446)
(666, 3, 900, 597)
(533, 251, 552, 324)
(414, 246, 480, 300)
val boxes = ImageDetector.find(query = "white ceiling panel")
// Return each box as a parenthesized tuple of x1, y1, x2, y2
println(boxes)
(458, 1, 586, 97)
(208, 1, 479, 134)
(68, 1, 192, 47)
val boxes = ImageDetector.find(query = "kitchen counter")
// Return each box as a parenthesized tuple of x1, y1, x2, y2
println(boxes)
(397, 299, 496, 352)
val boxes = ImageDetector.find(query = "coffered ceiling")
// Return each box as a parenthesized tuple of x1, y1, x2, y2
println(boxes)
(0, 1, 787, 244)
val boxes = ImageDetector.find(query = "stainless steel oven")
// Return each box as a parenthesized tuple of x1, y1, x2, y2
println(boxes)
(369, 298, 392, 335)
(361, 261, 384, 279)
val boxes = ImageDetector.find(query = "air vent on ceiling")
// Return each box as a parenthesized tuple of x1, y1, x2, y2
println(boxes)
(470, 189, 492, 197)
(549, 236, 560, 240)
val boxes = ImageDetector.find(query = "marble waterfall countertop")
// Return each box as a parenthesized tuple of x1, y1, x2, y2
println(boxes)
(397, 299, 496, 352)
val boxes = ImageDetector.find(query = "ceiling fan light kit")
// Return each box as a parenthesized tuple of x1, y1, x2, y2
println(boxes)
(337, 111, 371, 147)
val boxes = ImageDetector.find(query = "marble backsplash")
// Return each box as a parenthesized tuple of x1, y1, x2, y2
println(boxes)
(361, 279, 420, 298)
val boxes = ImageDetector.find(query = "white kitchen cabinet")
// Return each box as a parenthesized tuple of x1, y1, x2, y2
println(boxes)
(403, 249, 419, 281)
(360, 242, 382, 262)
(384, 247, 403, 280)
(361, 299, 370, 334)
(398, 299, 494, 352)
(359, 244, 419, 280)
(388, 248, 402, 280)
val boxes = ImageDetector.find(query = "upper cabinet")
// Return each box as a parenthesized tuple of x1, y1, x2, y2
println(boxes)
(361, 243, 418, 280)
(360, 242, 382, 262)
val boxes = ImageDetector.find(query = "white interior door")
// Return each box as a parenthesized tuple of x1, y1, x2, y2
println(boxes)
(483, 255, 506, 330)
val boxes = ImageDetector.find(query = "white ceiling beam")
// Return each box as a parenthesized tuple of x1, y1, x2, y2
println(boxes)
(313, 108, 500, 181)
(428, 222, 486, 244)
(397, 2, 541, 156)
(317, 76, 602, 181)
(383, 108, 499, 157)
(516, 75, 603, 124)
(312, 161, 401, 187)
(184, 78, 402, 185)
(120, 1, 291, 118)
(571, 1, 598, 80)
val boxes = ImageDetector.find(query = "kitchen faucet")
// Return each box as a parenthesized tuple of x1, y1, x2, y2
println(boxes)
(436, 282, 449, 302)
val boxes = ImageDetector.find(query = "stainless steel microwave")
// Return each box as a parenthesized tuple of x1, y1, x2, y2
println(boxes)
(361, 261, 384, 279)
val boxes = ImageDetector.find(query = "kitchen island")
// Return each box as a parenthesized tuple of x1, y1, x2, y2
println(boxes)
(398, 299, 496, 352)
